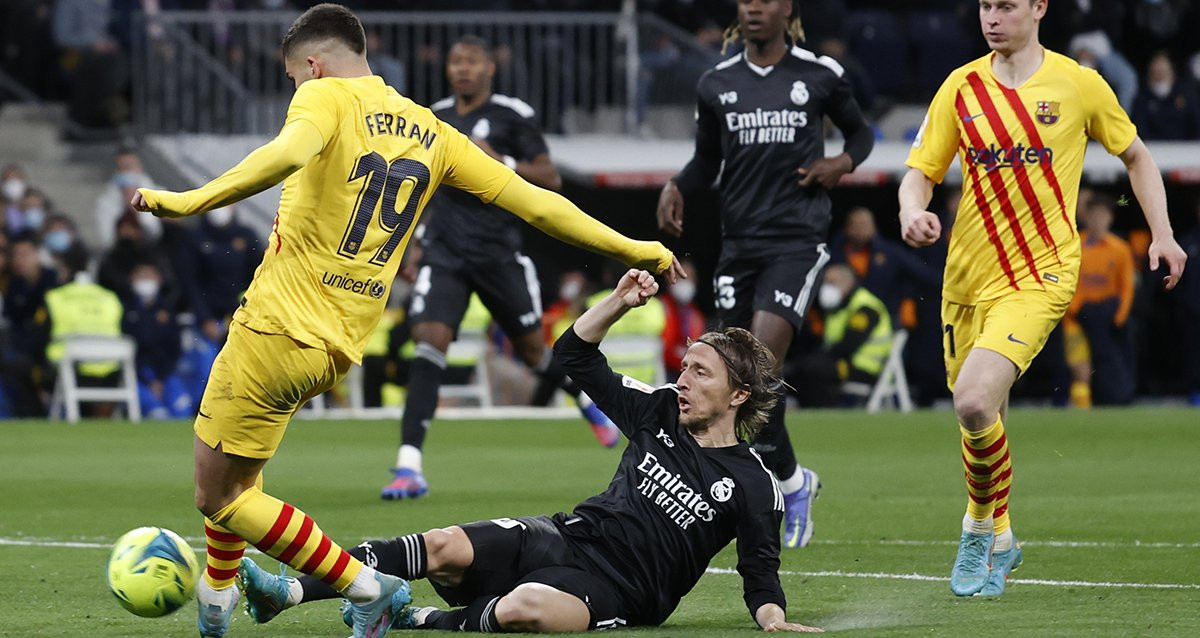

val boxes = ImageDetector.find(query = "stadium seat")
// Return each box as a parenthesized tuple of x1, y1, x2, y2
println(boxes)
(908, 11, 973, 98)
(845, 10, 908, 99)
(49, 335, 141, 423)
(842, 329, 914, 414)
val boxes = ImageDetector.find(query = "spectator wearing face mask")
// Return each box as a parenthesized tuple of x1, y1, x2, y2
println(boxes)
(39, 215, 89, 283)
(94, 148, 163, 249)
(542, 270, 589, 345)
(2, 164, 29, 230)
(98, 212, 175, 302)
(180, 206, 260, 345)
(1132, 50, 1200, 140)
(792, 264, 893, 407)
(122, 261, 194, 418)
(2, 235, 56, 415)
(14, 189, 50, 237)
(661, 259, 706, 380)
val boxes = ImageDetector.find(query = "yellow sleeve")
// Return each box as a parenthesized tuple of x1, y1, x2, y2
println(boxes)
(439, 122, 516, 204)
(905, 71, 962, 184)
(137, 80, 339, 217)
(492, 175, 674, 273)
(1080, 68, 1137, 156)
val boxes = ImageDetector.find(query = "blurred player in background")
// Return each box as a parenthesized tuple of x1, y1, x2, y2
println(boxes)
(657, 0, 874, 549)
(133, 4, 682, 636)
(239, 269, 820, 635)
(900, 0, 1186, 598)
(382, 35, 621, 503)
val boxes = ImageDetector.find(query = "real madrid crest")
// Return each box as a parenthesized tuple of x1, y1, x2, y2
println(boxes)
(710, 477, 736, 502)
(790, 80, 809, 106)
(1035, 100, 1060, 126)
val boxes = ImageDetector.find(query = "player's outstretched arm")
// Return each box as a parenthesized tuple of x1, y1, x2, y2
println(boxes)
(755, 604, 822, 633)
(572, 269, 659, 344)
(1119, 137, 1187, 289)
(897, 168, 942, 248)
(131, 120, 324, 218)
(492, 176, 685, 282)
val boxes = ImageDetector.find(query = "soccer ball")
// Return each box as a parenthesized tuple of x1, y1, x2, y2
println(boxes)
(106, 526, 199, 618)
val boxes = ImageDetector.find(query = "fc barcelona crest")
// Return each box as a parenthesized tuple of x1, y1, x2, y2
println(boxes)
(1035, 100, 1060, 126)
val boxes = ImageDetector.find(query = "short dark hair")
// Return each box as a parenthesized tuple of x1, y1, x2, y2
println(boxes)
(451, 35, 493, 60)
(693, 327, 781, 441)
(281, 3, 366, 59)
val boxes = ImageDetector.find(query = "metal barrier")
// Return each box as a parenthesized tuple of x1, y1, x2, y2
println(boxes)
(133, 10, 648, 136)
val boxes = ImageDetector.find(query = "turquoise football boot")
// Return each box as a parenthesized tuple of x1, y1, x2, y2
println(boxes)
(950, 530, 994, 596)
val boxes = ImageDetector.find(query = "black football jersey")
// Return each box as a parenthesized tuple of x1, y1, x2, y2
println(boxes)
(552, 328, 786, 627)
(683, 46, 872, 256)
(424, 94, 549, 263)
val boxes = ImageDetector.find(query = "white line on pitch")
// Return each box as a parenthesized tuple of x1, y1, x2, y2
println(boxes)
(705, 567, 1200, 590)
(3, 538, 1196, 590)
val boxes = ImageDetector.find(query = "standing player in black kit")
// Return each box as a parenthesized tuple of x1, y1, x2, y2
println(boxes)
(657, 0, 874, 548)
(381, 36, 622, 501)
(238, 269, 821, 634)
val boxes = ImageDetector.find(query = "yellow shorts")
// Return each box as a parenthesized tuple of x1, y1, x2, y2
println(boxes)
(942, 288, 1072, 391)
(194, 321, 350, 459)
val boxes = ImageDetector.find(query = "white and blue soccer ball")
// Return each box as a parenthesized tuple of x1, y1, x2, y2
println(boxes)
(107, 526, 199, 618)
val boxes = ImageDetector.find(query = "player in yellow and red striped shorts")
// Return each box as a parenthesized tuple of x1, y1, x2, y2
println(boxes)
(898, 0, 1186, 598)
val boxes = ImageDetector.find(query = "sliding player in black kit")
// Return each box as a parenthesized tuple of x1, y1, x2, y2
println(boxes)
(657, 0, 874, 548)
(238, 269, 821, 634)
(382, 35, 622, 501)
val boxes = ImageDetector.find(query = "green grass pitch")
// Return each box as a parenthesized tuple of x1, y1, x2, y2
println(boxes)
(1, 409, 1197, 636)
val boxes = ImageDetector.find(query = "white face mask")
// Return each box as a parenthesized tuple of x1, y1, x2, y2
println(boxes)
(670, 280, 696, 304)
(23, 207, 45, 230)
(2, 178, 25, 202)
(132, 278, 161, 300)
(559, 280, 582, 302)
(1150, 80, 1173, 99)
(208, 207, 234, 227)
(818, 283, 843, 310)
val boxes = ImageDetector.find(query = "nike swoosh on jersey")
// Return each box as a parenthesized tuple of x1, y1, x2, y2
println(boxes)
(1007, 334, 1029, 346)
(961, 112, 984, 122)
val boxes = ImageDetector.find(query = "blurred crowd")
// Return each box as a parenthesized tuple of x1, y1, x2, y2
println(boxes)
(6, 1, 1200, 138)
(0, 151, 260, 417)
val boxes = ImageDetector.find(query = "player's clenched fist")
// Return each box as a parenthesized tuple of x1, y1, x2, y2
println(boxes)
(614, 269, 659, 308)
(899, 208, 942, 248)
(131, 188, 190, 219)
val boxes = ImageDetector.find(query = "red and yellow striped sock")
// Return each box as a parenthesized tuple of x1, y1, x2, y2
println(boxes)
(960, 416, 1012, 532)
(210, 486, 362, 591)
(203, 519, 245, 589)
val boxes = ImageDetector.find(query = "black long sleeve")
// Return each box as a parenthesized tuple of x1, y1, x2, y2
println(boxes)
(673, 93, 724, 195)
(827, 74, 874, 169)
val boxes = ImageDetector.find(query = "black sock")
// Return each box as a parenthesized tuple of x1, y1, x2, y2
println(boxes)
(751, 399, 798, 480)
(426, 595, 503, 632)
(401, 343, 447, 450)
(298, 534, 428, 603)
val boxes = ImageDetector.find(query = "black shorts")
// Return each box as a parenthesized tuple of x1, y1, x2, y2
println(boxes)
(434, 516, 626, 631)
(409, 242, 543, 339)
(712, 243, 830, 331)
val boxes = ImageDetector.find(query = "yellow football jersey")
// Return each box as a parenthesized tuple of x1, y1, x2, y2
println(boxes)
(234, 75, 513, 361)
(907, 49, 1137, 305)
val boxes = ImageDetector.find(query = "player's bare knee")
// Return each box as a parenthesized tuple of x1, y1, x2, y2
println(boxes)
(495, 585, 551, 632)
(412, 322, 453, 353)
(953, 388, 996, 430)
(422, 527, 472, 576)
(194, 486, 231, 519)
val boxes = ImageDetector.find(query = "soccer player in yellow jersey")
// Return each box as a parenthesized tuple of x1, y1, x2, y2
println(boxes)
(131, 5, 682, 636)
(899, 0, 1187, 598)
